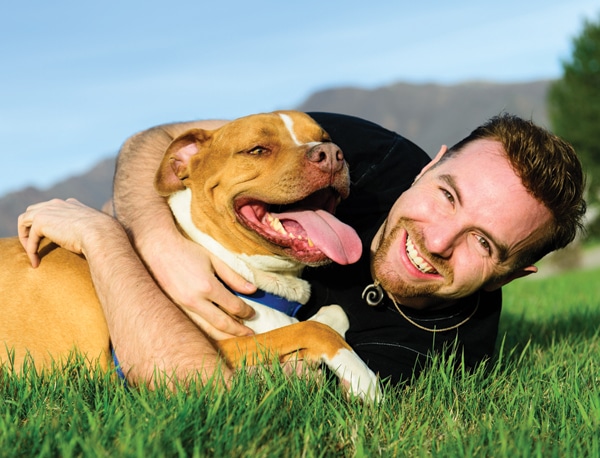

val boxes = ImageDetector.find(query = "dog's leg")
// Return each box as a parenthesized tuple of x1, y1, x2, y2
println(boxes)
(306, 304, 349, 338)
(216, 321, 381, 402)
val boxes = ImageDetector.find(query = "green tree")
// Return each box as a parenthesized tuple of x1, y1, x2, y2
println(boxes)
(548, 14, 600, 237)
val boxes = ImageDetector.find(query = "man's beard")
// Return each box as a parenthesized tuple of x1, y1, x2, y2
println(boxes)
(371, 221, 450, 303)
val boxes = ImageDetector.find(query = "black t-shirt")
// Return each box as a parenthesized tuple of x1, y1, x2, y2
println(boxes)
(299, 112, 502, 385)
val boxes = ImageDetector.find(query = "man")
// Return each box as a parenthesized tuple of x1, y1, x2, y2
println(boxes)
(18, 112, 586, 387)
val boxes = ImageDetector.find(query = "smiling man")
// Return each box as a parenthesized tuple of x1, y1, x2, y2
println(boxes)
(294, 113, 585, 384)
(292, 115, 585, 382)
(18, 112, 586, 387)
(373, 139, 551, 306)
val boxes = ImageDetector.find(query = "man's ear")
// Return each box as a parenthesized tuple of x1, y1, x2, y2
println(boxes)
(483, 265, 538, 291)
(413, 145, 448, 183)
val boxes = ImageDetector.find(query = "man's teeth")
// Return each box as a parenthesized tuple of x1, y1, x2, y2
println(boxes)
(265, 213, 314, 246)
(406, 235, 437, 274)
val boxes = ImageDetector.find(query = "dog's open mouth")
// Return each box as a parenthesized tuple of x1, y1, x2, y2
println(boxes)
(235, 188, 362, 265)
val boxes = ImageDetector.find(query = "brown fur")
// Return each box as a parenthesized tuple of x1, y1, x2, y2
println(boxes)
(0, 238, 110, 370)
(0, 111, 358, 377)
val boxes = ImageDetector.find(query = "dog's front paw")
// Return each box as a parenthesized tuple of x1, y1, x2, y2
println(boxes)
(326, 348, 382, 403)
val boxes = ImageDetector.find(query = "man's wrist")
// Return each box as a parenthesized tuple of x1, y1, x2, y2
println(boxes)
(80, 216, 128, 259)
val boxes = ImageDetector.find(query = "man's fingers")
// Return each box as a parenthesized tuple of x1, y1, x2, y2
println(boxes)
(180, 276, 255, 338)
(209, 282, 256, 322)
(16, 198, 97, 268)
(210, 255, 256, 320)
(211, 254, 257, 295)
(17, 207, 42, 267)
(17, 206, 32, 242)
(24, 230, 44, 268)
(188, 308, 253, 340)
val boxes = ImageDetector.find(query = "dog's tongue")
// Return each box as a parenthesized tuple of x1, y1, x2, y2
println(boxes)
(271, 209, 362, 265)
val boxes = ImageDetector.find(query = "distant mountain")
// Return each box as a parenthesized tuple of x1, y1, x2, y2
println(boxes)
(0, 157, 115, 237)
(0, 80, 551, 237)
(297, 80, 551, 155)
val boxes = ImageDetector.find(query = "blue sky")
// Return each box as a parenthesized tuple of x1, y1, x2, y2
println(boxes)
(1, 0, 599, 196)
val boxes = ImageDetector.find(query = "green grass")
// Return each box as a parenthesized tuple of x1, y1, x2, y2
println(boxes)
(1, 268, 599, 457)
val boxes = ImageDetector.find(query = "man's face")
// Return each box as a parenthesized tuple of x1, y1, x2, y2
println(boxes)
(371, 139, 553, 309)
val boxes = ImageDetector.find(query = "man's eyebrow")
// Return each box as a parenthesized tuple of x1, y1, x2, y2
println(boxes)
(480, 229, 510, 263)
(439, 174, 462, 205)
(439, 174, 510, 263)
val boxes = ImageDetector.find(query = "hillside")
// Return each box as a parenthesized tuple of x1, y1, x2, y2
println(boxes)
(297, 80, 551, 154)
(0, 157, 116, 237)
(0, 80, 551, 237)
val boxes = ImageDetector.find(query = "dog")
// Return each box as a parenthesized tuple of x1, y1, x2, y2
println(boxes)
(0, 111, 380, 401)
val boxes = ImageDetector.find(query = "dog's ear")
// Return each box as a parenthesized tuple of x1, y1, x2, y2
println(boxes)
(154, 129, 211, 195)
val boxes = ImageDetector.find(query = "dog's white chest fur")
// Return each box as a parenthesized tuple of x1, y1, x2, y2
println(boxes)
(167, 188, 380, 401)
(168, 189, 349, 335)
(168, 189, 310, 301)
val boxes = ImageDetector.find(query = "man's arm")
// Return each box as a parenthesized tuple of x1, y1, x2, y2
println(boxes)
(113, 120, 257, 340)
(18, 199, 231, 387)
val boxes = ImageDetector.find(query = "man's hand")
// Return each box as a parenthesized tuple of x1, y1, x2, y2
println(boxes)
(144, 236, 258, 341)
(18, 199, 258, 341)
(18, 198, 120, 266)
(113, 119, 257, 342)
(17, 198, 234, 387)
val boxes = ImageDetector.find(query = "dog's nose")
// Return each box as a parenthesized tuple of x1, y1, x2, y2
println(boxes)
(306, 143, 344, 173)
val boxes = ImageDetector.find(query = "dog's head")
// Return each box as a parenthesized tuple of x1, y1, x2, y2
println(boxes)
(155, 111, 362, 266)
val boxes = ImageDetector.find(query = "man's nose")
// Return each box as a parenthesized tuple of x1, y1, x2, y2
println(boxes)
(423, 224, 459, 259)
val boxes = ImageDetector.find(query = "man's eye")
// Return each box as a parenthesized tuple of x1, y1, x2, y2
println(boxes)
(442, 188, 455, 204)
(476, 235, 491, 254)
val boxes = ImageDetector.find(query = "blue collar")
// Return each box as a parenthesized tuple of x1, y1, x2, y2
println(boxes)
(111, 347, 127, 384)
(232, 288, 303, 317)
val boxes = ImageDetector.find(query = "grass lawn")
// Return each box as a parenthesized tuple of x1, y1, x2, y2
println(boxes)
(1, 267, 599, 457)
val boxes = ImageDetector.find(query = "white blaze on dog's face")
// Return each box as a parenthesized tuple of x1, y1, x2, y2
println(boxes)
(154, 111, 362, 266)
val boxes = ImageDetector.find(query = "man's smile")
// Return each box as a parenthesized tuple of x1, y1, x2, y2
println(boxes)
(405, 234, 438, 274)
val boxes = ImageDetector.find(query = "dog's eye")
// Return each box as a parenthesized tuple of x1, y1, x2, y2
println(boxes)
(247, 147, 266, 155)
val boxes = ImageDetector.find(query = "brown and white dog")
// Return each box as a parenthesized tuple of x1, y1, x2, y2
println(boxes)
(0, 111, 380, 401)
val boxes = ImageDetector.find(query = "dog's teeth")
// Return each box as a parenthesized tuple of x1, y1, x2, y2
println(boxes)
(265, 212, 288, 235)
(264, 212, 312, 245)
(270, 217, 285, 233)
